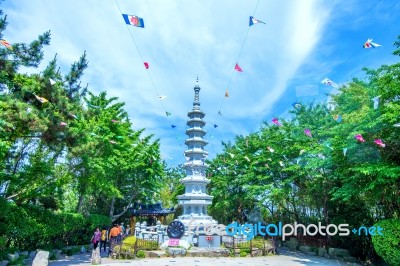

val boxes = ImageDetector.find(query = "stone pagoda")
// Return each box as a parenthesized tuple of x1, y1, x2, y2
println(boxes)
(177, 80, 217, 227)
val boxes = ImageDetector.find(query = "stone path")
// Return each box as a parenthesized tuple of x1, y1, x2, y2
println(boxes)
(49, 249, 361, 266)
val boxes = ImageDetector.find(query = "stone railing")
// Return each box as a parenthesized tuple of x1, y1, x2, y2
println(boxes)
(134, 221, 167, 244)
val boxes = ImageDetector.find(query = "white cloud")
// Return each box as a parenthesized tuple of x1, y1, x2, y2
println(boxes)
(1, 0, 335, 165)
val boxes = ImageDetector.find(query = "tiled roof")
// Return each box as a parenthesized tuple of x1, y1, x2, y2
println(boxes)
(128, 202, 175, 216)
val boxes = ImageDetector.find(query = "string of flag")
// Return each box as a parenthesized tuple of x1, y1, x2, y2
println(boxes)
(217, 0, 265, 116)
(113, 0, 176, 128)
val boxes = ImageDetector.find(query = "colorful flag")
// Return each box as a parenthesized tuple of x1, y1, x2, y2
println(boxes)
(214, 124, 218, 128)
(249, 16, 266, 26)
(363, 38, 381, 48)
(304, 128, 312, 138)
(0, 39, 12, 50)
(171, 125, 176, 128)
(34, 94, 49, 103)
(272, 118, 282, 126)
(234, 63, 243, 72)
(292, 102, 302, 110)
(111, 119, 119, 123)
(325, 143, 334, 150)
(374, 139, 385, 148)
(69, 113, 78, 119)
(59, 122, 67, 127)
(372, 96, 380, 109)
(321, 77, 338, 88)
(225, 89, 229, 97)
(122, 14, 145, 28)
(144, 62, 149, 69)
(355, 134, 365, 143)
(333, 114, 342, 123)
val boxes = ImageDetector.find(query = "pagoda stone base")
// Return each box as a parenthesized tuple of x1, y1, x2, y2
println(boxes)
(178, 215, 218, 229)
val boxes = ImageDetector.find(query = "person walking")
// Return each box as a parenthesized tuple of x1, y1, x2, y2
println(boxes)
(91, 227, 101, 250)
(109, 224, 120, 244)
(100, 226, 108, 252)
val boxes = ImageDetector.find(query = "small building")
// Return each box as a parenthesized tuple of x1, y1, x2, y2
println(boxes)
(128, 202, 175, 234)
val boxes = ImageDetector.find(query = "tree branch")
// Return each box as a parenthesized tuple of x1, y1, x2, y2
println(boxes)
(111, 192, 138, 222)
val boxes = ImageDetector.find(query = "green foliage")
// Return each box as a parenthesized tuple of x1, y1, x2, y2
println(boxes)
(0, 198, 110, 251)
(239, 250, 248, 257)
(136, 250, 146, 258)
(0, 236, 6, 249)
(0, 8, 164, 225)
(208, 35, 400, 263)
(62, 248, 73, 256)
(87, 214, 111, 231)
(48, 252, 57, 261)
(122, 236, 136, 246)
(371, 219, 400, 266)
(8, 253, 28, 266)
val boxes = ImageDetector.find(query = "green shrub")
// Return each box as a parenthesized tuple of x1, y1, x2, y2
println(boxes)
(136, 250, 146, 258)
(251, 238, 268, 249)
(49, 252, 57, 261)
(8, 253, 28, 266)
(0, 236, 7, 249)
(371, 218, 400, 266)
(86, 214, 112, 232)
(71, 246, 82, 254)
(0, 198, 110, 251)
(122, 236, 137, 246)
(65, 249, 73, 256)
(240, 250, 248, 257)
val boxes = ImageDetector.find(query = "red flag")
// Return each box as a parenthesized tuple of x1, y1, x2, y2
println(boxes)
(0, 39, 12, 50)
(234, 63, 243, 72)
(144, 62, 149, 69)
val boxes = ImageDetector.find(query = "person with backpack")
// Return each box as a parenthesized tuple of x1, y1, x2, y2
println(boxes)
(100, 226, 108, 252)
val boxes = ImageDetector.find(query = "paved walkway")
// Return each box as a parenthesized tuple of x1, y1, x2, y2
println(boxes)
(49, 249, 361, 266)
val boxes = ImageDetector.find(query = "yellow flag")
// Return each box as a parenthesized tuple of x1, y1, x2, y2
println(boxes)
(34, 94, 49, 103)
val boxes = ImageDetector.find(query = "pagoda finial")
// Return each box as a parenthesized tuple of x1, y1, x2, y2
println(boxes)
(193, 77, 200, 110)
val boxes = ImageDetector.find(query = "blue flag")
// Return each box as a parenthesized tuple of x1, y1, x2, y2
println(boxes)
(249, 16, 266, 26)
(122, 14, 145, 28)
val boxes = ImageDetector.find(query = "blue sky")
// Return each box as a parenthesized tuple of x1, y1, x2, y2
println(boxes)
(1, 0, 400, 166)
